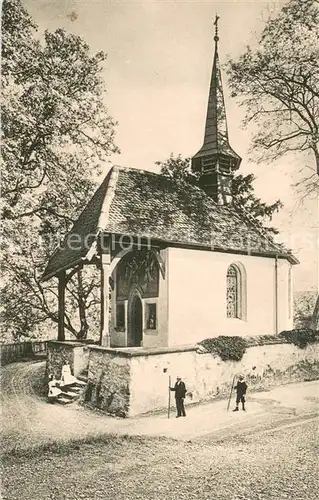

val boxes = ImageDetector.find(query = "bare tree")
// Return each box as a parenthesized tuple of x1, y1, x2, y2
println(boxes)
(227, 0, 319, 186)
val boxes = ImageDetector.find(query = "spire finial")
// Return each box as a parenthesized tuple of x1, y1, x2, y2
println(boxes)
(214, 14, 220, 42)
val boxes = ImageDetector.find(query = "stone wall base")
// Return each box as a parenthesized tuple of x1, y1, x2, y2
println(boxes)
(85, 342, 319, 417)
(46, 340, 319, 417)
(46, 341, 90, 380)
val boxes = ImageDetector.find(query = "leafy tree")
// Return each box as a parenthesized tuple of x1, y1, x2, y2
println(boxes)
(226, 0, 319, 192)
(294, 291, 318, 329)
(310, 296, 319, 330)
(157, 155, 283, 235)
(158, 154, 200, 187)
(1, 0, 118, 341)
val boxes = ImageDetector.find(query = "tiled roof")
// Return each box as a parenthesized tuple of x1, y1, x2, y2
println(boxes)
(42, 166, 298, 280)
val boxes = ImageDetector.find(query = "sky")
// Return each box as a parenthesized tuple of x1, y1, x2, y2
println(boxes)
(22, 0, 318, 291)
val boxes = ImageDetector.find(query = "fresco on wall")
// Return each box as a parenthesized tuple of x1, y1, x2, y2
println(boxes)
(116, 250, 159, 300)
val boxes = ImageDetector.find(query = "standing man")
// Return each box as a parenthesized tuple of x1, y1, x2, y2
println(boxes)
(233, 375, 247, 412)
(170, 376, 187, 418)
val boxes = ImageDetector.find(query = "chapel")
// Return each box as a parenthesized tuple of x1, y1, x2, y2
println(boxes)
(42, 21, 298, 349)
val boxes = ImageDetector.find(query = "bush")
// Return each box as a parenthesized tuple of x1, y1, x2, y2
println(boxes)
(279, 329, 319, 349)
(199, 336, 247, 361)
(294, 291, 317, 329)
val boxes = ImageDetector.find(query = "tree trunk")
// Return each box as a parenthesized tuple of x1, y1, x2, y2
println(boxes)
(77, 268, 89, 340)
(310, 295, 319, 331)
(313, 144, 319, 176)
(58, 271, 66, 341)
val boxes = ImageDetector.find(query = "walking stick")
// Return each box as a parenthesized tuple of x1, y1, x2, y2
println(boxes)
(227, 375, 236, 412)
(168, 375, 171, 419)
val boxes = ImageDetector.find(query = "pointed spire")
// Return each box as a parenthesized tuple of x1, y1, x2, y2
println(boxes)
(192, 16, 241, 168)
(191, 17, 241, 204)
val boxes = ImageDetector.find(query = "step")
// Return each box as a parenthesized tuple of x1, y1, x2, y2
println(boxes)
(62, 385, 82, 393)
(76, 376, 88, 384)
(59, 378, 87, 388)
(69, 386, 83, 394)
(56, 396, 74, 405)
(60, 390, 79, 399)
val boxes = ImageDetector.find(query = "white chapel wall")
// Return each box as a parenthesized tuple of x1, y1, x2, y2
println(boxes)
(167, 247, 292, 346)
(277, 259, 294, 332)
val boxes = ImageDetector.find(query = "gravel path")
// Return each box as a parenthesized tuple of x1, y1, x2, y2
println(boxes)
(2, 417, 318, 499)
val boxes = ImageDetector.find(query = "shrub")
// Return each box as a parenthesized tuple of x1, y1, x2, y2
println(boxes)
(293, 291, 317, 329)
(199, 336, 247, 361)
(279, 329, 319, 349)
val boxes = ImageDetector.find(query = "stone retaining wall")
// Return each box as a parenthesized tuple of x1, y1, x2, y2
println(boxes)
(46, 341, 90, 379)
(46, 337, 319, 417)
(85, 347, 131, 417)
(86, 340, 319, 417)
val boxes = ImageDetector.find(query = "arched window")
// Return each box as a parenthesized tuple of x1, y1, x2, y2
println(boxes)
(226, 263, 246, 320)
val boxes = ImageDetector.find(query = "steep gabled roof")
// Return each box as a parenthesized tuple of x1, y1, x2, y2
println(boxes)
(42, 165, 298, 280)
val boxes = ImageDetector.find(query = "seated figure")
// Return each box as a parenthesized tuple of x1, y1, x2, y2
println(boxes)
(48, 374, 62, 402)
(60, 362, 77, 387)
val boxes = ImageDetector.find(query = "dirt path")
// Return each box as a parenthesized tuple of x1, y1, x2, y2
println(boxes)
(1, 361, 318, 454)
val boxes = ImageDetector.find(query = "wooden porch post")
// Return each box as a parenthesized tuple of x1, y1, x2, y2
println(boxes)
(58, 271, 66, 341)
(100, 246, 111, 347)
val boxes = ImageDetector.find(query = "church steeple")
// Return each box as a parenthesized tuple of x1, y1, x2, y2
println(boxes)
(191, 16, 241, 205)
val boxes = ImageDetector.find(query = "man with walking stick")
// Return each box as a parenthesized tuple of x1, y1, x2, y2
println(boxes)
(232, 374, 247, 412)
(170, 375, 187, 418)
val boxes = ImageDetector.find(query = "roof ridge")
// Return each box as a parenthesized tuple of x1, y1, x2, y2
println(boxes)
(83, 166, 120, 262)
(97, 167, 120, 231)
(114, 164, 221, 208)
(113, 164, 161, 178)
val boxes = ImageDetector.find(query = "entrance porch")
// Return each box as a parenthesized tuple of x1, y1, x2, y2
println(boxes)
(54, 234, 168, 350)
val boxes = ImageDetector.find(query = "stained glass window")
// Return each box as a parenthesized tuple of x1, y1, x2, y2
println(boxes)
(227, 265, 239, 318)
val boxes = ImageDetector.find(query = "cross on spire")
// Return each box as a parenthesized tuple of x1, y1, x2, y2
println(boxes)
(214, 14, 220, 42)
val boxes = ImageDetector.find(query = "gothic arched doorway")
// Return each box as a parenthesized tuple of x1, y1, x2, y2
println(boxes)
(128, 292, 143, 347)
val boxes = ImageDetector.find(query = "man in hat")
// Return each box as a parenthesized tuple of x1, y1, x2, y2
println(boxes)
(233, 375, 247, 412)
(170, 376, 187, 418)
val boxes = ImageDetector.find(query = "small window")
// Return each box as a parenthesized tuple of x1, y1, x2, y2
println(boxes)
(146, 303, 157, 330)
(116, 303, 125, 330)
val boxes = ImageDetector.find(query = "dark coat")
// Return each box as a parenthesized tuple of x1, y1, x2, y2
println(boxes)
(171, 381, 187, 399)
(235, 380, 247, 395)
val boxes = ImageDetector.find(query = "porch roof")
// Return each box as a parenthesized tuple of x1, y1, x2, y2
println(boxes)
(42, 165, 298, 280)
